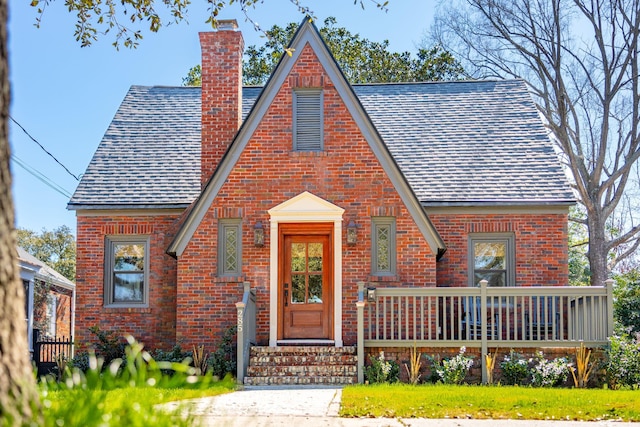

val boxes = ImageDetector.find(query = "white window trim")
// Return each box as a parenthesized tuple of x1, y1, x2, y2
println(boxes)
(47, 295, 57, 337)
(371, 217, 396, 276)
(104, 236, 150, 307)
(218, 219, 242, 277)
(468, 233, 515, 287)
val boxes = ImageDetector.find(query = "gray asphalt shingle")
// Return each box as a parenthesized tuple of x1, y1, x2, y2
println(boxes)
(354, 80, 574, 204)
(68, 80, 574, 209)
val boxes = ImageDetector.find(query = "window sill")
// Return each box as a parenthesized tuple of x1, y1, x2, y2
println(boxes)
(104, 305, 151, 313)
(368, 275, 399, 283)
(212, 275, 245, 283)
(290, 150, 327, 157)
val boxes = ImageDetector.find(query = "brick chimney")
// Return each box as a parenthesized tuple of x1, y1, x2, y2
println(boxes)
(199, 20, 244, 186)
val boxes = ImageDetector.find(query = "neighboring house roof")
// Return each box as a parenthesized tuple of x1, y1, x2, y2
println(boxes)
(17, 247, 75, 291)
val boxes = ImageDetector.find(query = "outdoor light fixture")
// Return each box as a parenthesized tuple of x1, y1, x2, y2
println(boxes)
(254, 221, 264, 247)
(367, 287, 377, 302)
(347, 219, 357, 245)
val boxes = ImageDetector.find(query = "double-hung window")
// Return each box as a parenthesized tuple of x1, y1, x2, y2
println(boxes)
(371, 217, 396, 276)
(293, 89, 323, 151)
(469, 233, 515, 287)
(218, 219, 242, 276)
(105, 236, 149, 306)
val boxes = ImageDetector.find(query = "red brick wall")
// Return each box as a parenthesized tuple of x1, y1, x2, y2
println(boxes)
(430, 212, 569, 287)
(177, 43, 438, 349)
(32, 283, 73, 339)
(54, 289, 73, 338)
(200, 28, 244, 186)
(75, 214, 179, 351)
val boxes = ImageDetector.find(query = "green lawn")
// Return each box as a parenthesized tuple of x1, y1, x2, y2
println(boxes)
(43, 384, 234, 412)
(340, 384, 640, 421)
(41, 376, 236, 427)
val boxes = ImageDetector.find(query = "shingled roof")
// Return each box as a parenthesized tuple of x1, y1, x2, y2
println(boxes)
(68, 80, 574, 210)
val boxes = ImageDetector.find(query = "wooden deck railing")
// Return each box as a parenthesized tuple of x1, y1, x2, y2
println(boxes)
(235, 282, 256, 384)
(356, 279, 614, 383)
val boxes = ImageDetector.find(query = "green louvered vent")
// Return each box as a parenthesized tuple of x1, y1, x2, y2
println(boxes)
(293, 89, 323, 151)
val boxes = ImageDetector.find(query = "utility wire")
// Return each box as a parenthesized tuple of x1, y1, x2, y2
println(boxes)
(10, 154, 73, 199)
(10, 116, 81, 181)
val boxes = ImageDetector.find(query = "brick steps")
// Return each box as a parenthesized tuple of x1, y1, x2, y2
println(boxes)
(243, 345, 358, 386)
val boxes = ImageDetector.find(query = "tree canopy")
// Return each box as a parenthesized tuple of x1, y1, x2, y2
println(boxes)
(17, 225, 76, 282)
(31, 0, 389, 49)
(183, 17, 464, 86)
(432, 0, 640, 285)
(612, 269, 640, 335)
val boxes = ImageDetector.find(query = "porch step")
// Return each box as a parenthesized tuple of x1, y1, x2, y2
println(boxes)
(243, 346, 358, 386)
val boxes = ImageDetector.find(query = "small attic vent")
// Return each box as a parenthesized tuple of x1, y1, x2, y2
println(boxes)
(293, 89, 323, 151)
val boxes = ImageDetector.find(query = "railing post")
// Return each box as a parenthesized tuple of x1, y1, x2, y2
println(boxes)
(479, 279, 488, 384)
(605, 279, 615, 338)
(235, 281, 252, 385)
(357, 281, 366, 384)
(236, 299, 246, 384)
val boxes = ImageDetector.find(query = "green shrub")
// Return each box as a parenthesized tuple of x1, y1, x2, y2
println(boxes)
(88, 325, 126, 365)
(500, 350, 529, 385)
(67, 351, 91, 372)
(605, 333, 640, 389)
(430, 347, 474, 385)
(208, 325, 237, 378)
(613, 272, 640, 335)
(152, 344, 192, 364)
(67, 326, 126, 373)
(151, 344, 193, 376)
(530, 351, 569, 387)
(364, 351, 399, 384)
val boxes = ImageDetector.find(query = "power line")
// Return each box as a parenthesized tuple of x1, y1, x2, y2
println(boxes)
(10, 116, 81, 181)
(10, 154, 73, 199)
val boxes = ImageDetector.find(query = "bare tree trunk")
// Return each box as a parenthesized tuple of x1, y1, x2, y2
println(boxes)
(432, 0, 640, 284)
(588, 209, 609, 287)
(0, 0, 42, 423)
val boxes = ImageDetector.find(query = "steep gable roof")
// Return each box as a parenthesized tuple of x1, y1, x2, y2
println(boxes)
(68, 79, 574, 211)
(355, 80, 574, 205)
(68, 26, 574, 223)
(67, 86, 260, 209)
(167, 18, 446, 257)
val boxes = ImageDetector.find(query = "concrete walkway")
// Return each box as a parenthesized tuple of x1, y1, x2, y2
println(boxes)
(164, 386, 637, 427)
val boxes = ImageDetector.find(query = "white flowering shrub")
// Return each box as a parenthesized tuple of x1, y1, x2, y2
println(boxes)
(432, 347, 474, 385)
(530, 351, 569, 387)
(605, 333, 640, 389)
(364, 351, 399, 384)
(500, 350, 529, 385)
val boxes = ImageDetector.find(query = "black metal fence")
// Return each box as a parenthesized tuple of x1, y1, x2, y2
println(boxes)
(32, 329, 74, 376)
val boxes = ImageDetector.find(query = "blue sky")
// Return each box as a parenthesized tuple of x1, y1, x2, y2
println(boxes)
(8, 0, 435, 235)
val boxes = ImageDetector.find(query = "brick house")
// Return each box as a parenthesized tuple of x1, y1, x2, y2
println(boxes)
(69, 19, 600, 383)
(18, 246, 75, 353)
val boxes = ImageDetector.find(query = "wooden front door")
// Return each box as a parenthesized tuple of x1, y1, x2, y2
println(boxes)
(279, 224, 333, 340)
